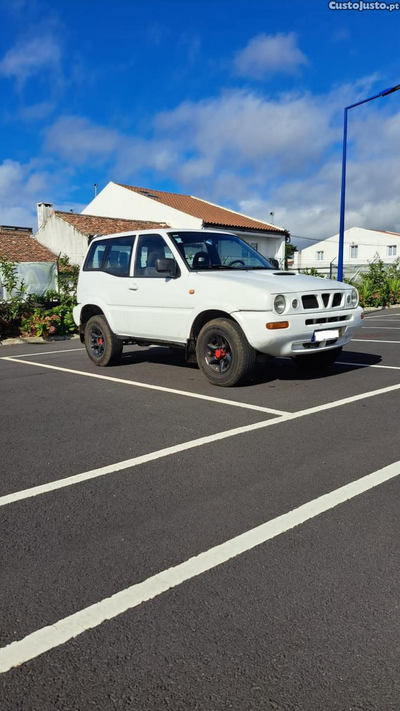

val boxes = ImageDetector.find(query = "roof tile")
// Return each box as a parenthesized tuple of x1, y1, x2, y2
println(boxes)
(55, 211, 169, 235)
(117, 184, 286, 234)
(0, 229, 57, 263)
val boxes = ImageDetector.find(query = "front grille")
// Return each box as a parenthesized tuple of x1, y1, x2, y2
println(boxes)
(322, 293, 330, 307)
(332, 292, 343, 307)
(305, 315, 351, 325)
(302, 295, 319, 309)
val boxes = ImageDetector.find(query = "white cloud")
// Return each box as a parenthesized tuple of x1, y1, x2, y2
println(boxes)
(41, 74, 400, 242)
(233, 33, 308, 80)
(0, 159, 60, 228)
(45, 116, 120, 164)
(0, 36, 61, 85)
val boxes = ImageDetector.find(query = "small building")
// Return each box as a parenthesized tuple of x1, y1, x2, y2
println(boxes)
(34, 203, 169, 265)
(293, 226, 400, 277)
(0, 225, 58, 298)
(82, 182, 288, 264)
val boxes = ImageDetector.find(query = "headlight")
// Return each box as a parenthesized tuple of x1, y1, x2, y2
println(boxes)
(351, 288, 359, 307)
(274, 294, 286, 314)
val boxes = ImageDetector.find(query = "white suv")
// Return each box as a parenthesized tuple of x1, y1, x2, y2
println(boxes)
(74, 229, 363, 387)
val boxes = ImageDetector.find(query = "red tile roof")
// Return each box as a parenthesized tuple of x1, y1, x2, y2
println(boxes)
(117, 184, 286, 234)
(55, 211, 169, 235)
(0, 227, 57, 263)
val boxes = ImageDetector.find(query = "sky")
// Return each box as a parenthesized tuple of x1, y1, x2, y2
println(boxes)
(1, 0, 400, 246)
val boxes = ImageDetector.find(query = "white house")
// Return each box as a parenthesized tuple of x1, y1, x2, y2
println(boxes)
(34, 203, 168, 265)
(293, 227, 400, 276)
(82, 182, 288, 264)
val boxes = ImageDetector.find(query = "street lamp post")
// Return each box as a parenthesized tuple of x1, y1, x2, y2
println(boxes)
(337, 83, 400, 282)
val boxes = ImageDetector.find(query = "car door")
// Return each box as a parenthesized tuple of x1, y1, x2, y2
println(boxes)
(91, 235, 136, 335)
(127, 233, 191, 342)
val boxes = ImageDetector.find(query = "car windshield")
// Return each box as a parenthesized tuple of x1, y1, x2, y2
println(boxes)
(168, 231, 275, 270)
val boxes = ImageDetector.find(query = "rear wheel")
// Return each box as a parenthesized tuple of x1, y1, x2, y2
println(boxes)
(196, 318, 256, 387)
(293, 346, 342, 371)
(84, 315, 123, 367)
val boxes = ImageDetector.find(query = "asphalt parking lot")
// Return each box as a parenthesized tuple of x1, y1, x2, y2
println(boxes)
(1, 307, 400, 710)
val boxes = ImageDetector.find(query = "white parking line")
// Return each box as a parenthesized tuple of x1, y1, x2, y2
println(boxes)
(362, 326, 400, 330)
(338, 361, 400, 371)
(0, 357, 288, 417)
(352, 339, 400, 344)
(2, 348, 85, 358)
(2, 379, 400, 509)
(1, 458, 399, 674)
(364, 316, 400, 321)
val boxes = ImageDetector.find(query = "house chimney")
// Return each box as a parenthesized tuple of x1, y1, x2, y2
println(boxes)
(37, 202, 53, 230)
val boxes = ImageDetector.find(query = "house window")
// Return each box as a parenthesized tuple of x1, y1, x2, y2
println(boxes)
(350, 245, 358, 259)
(388, 245, 397, 257)
(249, 242, 258, 251)
(316, 251, 324, 261)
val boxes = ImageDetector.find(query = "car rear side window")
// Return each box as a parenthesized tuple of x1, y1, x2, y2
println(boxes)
(103, 236, 136, 277)
(84, 240, 109, 271)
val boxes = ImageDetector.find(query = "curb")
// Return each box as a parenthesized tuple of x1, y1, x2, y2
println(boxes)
(0, 334, 80, 346)
(363, 305, 400, 313)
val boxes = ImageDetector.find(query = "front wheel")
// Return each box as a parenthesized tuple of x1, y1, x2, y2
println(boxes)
(84, 315, 123, 366)
(293, 346, 342, 371)
(196, 318, 256, 387)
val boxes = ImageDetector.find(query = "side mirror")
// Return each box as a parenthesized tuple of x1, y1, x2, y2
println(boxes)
(155, 257, 179, 277)
(268, 258, 279, 269)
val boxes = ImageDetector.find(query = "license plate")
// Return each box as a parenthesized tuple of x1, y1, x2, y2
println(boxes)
(311, 328, 340, 343)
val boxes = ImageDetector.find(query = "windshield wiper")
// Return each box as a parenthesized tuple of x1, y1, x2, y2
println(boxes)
(194, 264, 237, 270)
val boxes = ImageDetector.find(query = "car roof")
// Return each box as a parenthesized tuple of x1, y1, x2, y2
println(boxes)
(89, 227, 237, 243)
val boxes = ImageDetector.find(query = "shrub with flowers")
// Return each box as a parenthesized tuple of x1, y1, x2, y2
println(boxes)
(0, 254, 79, 339)
(352, 259, 400, 308)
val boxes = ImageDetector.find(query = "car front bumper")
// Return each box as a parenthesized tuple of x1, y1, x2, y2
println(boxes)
(233, 306, 363, 357)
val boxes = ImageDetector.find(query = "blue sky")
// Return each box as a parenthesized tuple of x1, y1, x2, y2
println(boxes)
(1, 0, 400, 242)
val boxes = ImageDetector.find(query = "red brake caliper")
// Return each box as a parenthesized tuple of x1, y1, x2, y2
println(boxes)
(215, 348, 226, 359)
(98, 337, 103, 346)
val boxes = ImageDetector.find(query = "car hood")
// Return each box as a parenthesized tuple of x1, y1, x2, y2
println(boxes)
(193, 270, 343, 294)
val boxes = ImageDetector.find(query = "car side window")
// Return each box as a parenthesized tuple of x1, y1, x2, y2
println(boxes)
(103, 236, 136, 277)
(134, 234, 173, 277)
(84, 239, 109, 271)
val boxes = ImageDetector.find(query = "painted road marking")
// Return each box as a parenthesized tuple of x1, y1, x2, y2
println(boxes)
(1, 459, 399, 674)
(1, 348, 85, 358)
(338, 361, 400, 371)
(0, 357, 288, 417)
(362, 326, 400, 330)
(2, 379, 400, 509)
(363, 317, 400, 321)
(352, 339, 400, 344)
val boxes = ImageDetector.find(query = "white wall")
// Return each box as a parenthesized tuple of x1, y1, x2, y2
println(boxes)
(35, 214, 89, 265)
(84, 183, 285, 262)
(83, 182, 202, 228)
(293, 227, 400, 271)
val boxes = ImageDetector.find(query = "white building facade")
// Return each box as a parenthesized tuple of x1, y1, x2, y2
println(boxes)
(83, 182, 288, 265)
(293, 227, 400, 276)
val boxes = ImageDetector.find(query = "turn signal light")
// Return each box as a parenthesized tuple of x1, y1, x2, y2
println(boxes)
(266, 321, 289, 330)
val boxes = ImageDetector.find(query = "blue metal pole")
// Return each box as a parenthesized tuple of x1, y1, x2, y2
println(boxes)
(337, 107, 348, 282)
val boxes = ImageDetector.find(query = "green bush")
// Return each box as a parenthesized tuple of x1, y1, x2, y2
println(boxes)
(352, 259, 400, 308)
(0, 254, 79, 339)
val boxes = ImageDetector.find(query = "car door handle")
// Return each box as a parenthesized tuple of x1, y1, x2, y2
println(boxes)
(128, 283, 138, 291)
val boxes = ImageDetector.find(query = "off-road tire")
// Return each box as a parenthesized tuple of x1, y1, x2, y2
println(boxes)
(196, 318, 256, 387)
(84, 315, 123, 367)
(293, 346, 342, 371)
